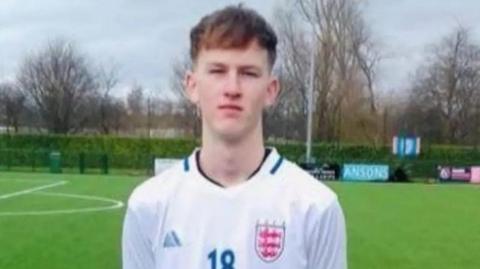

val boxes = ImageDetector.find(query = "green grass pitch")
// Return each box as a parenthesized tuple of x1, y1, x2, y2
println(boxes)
(0, 172, 142, 269)
(0, 171, 479, 268)
(333, 181, 480, 269)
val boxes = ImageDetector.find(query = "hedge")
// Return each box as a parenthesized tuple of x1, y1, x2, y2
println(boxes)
(0, 134, 198, 157)
(1, 134, 479, 176)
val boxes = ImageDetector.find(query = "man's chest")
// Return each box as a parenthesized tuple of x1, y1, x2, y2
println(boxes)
(153, 186, 307, 269)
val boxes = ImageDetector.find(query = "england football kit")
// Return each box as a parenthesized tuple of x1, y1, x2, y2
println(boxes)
(122, 148, 347, 269)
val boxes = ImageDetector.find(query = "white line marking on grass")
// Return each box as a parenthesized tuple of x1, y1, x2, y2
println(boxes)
(0, 181, 67, 200)
(0, 191, 124, 216)
(0, 178, 58, 183)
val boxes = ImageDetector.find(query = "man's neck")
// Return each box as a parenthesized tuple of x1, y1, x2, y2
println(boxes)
(199, 132, 265, 188)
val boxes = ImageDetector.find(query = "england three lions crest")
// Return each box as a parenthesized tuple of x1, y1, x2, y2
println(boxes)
(255, 221, 286, 263)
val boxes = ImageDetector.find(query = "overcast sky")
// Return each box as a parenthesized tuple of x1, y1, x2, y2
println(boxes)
(1, 0, 479, 97)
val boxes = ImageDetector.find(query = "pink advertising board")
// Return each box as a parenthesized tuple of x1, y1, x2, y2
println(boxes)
(471, 167, 480, 183)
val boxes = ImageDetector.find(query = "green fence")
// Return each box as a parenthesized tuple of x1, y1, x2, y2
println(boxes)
(1, 134, 480, 178)
(1, 148, 479, 179)
(0, 149, 156, 175)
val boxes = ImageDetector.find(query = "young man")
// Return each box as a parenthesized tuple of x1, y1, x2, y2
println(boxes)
(123, 5, 347, 269)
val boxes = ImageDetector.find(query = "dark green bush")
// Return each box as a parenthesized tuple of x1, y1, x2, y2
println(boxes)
(1, 134, 479, 176)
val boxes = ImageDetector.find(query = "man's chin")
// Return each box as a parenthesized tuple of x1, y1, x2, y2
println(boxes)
(212, 125, 249, 143)
(216, 130, 244, 143)
(206, 120, 257, 142)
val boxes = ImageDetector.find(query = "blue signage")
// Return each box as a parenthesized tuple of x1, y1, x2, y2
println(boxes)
(342, 164, 389, 181)
(393, 136, 420, 157)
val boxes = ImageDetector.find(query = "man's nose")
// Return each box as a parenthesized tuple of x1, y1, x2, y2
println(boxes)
(223, 72, 241, 99)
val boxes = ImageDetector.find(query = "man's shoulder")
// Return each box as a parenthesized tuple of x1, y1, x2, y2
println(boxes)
(128, 160, 185, 208)
(281, 159, 339, 208)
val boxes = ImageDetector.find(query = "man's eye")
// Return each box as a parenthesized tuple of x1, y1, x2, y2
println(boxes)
(242, 71, 259, 77)
(209, 69, 224, 74)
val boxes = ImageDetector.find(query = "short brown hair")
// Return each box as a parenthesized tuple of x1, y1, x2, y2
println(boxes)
(190, 5, 277, 68)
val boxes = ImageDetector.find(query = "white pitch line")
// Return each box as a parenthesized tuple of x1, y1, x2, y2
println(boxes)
(0, 178, 58, 183)
(0, 191, 124, 216)
(0, 181, 67, 200)
(37, 191, 124, 206)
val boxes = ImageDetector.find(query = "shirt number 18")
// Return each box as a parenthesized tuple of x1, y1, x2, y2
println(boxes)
(208, 249, 235, 269)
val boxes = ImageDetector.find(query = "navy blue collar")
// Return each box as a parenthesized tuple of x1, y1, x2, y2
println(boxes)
(195, 148, 272, 188)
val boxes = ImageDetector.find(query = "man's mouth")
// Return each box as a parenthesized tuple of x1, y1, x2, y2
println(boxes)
(218, 105, 243, 111)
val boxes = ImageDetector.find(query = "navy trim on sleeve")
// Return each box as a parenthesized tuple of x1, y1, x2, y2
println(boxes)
(270, 157, 284, 175)
(183, 157, 190, 172)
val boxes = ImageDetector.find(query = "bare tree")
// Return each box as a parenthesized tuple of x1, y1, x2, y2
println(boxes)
(17, 39, 98, 134)
(106, 98, 128, 135)
(350, 20, 381, 114)
(168, 54, 200, 137)
(146, 95, 154, 137)
(270, 0, 381, 144)
(126, 83, 145, 134)
(0, 82, 26, 133)
(145, 92, 168, 137)
(127, 83, 145, 116)
(97, 64, 119, 134)
(406, 26, 480, 144)
(262, 5, 310, 141)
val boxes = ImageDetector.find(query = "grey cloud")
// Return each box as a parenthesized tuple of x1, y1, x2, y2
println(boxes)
(1, 0, 479, 97)
(0, 0, 277, 95)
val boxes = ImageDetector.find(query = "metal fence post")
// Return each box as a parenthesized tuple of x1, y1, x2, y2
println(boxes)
(79, 152, 85, 174)
(101, 154, 109, 175)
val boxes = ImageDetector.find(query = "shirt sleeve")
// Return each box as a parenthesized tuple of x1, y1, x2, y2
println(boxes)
(306, 198, 347, 269)
(122, 203, 155, 269)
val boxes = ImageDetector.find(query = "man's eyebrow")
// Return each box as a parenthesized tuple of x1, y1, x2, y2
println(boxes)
(205, 62, 227, 68)
(205, 62, 263, 72)
(239, 65, 261, 71)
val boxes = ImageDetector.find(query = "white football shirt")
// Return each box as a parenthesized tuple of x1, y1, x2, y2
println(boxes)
(123, 148, 347, 269)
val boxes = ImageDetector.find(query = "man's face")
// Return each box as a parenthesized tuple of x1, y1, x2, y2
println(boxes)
(185, 40, 279, 141)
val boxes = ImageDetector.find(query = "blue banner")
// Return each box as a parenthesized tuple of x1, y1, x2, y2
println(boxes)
(393, 136, 420, 157)
(342, 164, 389, 181)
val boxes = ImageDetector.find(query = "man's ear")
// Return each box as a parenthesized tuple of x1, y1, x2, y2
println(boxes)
(184, 70, 199, 104)
(264, 77, 279, 107)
